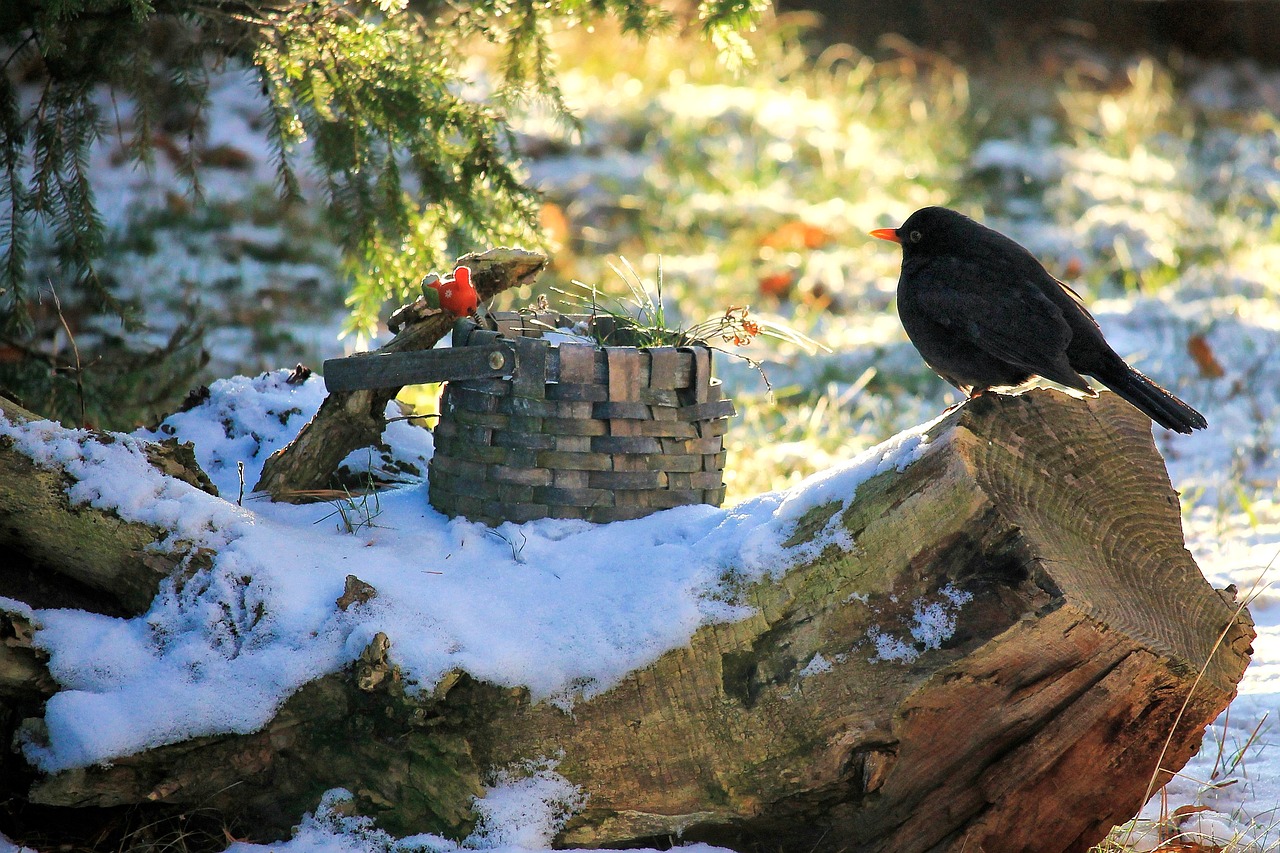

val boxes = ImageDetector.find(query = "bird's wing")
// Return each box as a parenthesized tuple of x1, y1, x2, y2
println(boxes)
(911, 258, 1093, 393)
(1053, 278, 1103, 331)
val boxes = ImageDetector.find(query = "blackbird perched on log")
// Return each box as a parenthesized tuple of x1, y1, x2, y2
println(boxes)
(871, 206, 1207, 434)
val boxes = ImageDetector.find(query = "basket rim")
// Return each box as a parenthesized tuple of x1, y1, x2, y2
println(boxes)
(456, 311, 717, 351)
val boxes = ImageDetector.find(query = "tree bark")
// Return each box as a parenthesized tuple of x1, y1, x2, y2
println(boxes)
(252, 248, 548, 501)
(8, 388, 1253, 853)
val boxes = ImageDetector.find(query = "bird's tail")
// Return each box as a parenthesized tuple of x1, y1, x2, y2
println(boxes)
(1091, 357, 1207, 434)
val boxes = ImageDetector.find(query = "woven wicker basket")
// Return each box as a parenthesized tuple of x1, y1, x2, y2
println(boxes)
(428, 311, 735, 525)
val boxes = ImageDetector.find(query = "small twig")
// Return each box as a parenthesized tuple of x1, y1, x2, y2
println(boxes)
(0, 33, 37, 73)
(237, 461, 246, 507)
(384, 413, 438, 425)
(46, 282, 87, 427)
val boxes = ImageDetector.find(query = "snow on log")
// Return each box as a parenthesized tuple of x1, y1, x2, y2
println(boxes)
(8, 388, 1253, 853)
(0, 395, 216, 616)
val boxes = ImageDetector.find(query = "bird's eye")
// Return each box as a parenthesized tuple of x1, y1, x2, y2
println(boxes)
(909, 231, 922, 243)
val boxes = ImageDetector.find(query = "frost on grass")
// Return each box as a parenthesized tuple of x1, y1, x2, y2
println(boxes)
(868, 584, 973, 664)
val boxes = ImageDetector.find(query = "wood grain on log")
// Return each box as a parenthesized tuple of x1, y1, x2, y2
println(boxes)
(253, 248, 547, 501)
(18, 389, 1253, 853)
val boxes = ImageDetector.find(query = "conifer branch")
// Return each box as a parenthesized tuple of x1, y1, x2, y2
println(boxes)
(1, 0, 760, 336)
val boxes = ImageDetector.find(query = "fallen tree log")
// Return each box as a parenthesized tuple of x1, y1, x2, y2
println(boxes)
(9, 388, 1253, 853)
(253, 247, 547, 501)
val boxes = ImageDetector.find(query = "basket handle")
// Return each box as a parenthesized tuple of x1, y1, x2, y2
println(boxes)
(322, 342, 514, 392)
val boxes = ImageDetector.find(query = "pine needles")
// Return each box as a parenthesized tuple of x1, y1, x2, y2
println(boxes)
(1, 0, 763, 341)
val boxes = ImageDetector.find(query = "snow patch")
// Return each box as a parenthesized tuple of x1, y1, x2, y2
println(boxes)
(798, 653, 833, 677)
(869, 584, 972, 664)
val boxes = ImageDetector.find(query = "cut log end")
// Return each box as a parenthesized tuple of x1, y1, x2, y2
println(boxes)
(533, 389, 1252, 853)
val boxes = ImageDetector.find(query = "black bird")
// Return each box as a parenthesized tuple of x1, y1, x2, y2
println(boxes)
(870, 206, 1207, 434)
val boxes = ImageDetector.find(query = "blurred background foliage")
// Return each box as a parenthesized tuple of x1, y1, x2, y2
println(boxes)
(3, 0, 1280, 506)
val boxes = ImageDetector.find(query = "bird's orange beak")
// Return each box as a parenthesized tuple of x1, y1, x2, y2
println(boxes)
(870, 227, 901, 243)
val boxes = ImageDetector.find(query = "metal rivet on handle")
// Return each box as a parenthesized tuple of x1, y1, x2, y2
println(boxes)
(488, 351, 505, 370)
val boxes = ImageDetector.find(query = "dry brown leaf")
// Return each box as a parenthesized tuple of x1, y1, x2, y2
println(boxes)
(1187, 334, 1225, 379)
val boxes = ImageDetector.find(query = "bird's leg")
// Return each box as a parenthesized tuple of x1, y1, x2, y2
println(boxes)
(943, 386, 991, 414)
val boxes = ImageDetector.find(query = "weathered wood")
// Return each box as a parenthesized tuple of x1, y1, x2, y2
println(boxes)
(1, 607, 56, 703)
(1, 604, 59, 829)
(16, 389, 1253, 853)
(253, 248, 547, 502)
(490, 389, 1252, 853)
(322, 344, 514, 392)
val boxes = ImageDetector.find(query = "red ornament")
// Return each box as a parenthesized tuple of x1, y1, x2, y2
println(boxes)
(425, 266, 479, 316)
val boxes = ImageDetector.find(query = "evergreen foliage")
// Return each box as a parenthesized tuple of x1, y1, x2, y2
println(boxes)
(1, 0, 764, 340)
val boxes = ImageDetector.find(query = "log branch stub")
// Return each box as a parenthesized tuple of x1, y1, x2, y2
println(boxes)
(253, 248, 547, 501)
(1, 607, 56, 702)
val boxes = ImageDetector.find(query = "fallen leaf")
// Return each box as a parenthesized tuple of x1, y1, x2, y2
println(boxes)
(758, 270, 795, 299)
(760, 220, 834, 250)
(1187, 334, 1225, 379)
(1170, 804, 1214, 820)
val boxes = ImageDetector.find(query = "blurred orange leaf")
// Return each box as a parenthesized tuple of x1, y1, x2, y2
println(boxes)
(540, 202, 570, 247)
(758, 270, 794, 299)
(800, 281, 835, 312)
(760, 220, 834, 251)
(1187, 334, 1224, 379)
